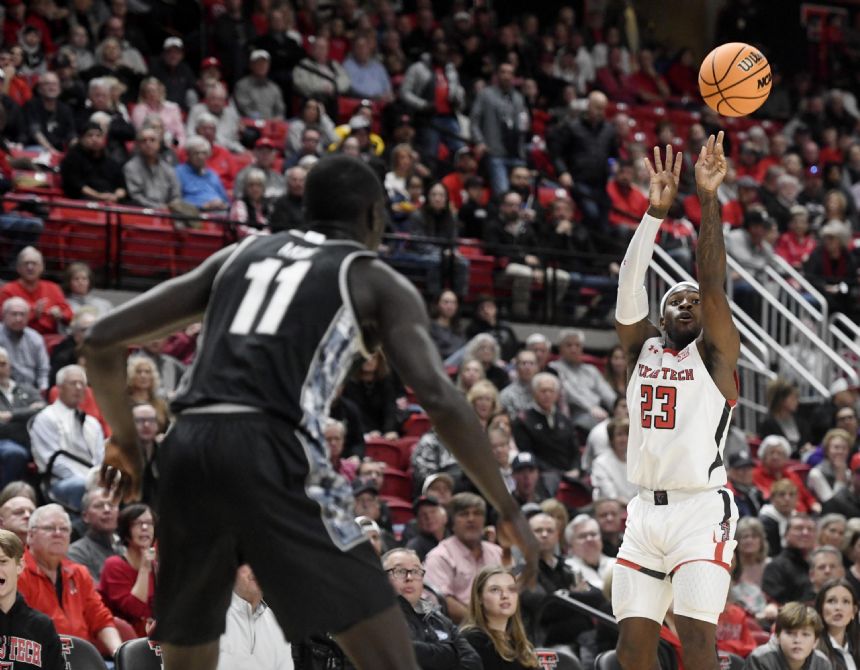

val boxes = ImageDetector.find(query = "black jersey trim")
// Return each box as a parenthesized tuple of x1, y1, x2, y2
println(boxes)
(339, 250, 378, 360)
(707, 401, 732, 480)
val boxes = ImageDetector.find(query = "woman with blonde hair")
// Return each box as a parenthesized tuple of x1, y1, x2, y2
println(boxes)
(462, 566, 539, 669)
(126, 356, 170, 432)
(132, 76, 185, 147)
(466, 380, 502, 430)
(456, 358, 486, 394)
(730, 516, 771, 620)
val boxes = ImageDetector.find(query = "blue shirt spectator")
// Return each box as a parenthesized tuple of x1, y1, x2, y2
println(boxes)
(343, 37, 392, 101)
(175, 136, 230, 210)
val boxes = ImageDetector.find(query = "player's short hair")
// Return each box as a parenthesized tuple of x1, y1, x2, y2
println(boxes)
(304, 155, 383, 225)
(0, 529, 23, 562)
(450, 492, 486, 517)
(775, 601, 823, 637)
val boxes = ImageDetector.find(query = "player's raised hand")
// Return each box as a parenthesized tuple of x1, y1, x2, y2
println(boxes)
(644, 144, 682, 217)
(695, 131, 727, 196)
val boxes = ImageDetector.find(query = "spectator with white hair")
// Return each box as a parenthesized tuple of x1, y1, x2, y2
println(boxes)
(512, 372, 580, 493)
(233, 137, 287, 203)
(176, 135, 230, 211)
(0, 344, 43, 488)
(230, 167, 269, 232)
(185, 81, 244, 153)
(549, 329, 616, 430)
(190, 112, 236, 189)
(525, 333, 554, 374)
(29, 365, 105, 511)
(463, 333, 509, 391)
(753, 434, 820, 514)
(0, 246, 73, 336)
(564, 514, 615, 590)
(18, 503, 121, 656)
(0, 297, 50, 392)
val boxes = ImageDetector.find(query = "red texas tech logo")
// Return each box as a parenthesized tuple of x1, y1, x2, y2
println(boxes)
(537, 651, 559, 669)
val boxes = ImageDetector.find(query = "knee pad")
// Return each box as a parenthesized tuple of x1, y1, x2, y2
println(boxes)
(672, 561, 731, 624)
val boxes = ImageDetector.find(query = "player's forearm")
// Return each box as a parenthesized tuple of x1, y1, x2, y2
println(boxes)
(615, 210, 663, 325)
(85, 344, 138, 448)
(696, 192, 727, 289)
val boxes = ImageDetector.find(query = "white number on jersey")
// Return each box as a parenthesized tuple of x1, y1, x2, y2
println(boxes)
(229, 259, 312, 335)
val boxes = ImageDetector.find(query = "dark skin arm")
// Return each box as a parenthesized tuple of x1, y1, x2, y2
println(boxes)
(81, 244, 237, 501)
(350, 258, 539, 588)
(615, 144, 682, 378)
(693, 132, 740, 400)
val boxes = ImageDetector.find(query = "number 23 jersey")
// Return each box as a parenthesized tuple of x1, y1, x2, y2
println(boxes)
(626, 337, 735, 491)
(172, 230, 375, 429)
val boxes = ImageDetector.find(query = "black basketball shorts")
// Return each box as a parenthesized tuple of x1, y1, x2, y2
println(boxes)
(151, 411, 395, 645)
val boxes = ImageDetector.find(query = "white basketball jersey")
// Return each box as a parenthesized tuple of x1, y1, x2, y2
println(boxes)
(626, 337, 735, 491)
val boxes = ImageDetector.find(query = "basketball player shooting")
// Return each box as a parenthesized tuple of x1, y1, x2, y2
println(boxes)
(82, 155, 538, 670)
(611, 132, 740, 670)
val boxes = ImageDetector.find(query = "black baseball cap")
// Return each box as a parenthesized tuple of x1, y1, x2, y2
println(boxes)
(727, 451, 754, 469)
(412, 495, 441, 513)
(512, 452, 538, 472)
(352, 478, 379, 496)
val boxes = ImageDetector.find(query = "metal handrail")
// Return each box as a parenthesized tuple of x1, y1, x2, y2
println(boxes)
(829, 313, 860, 369)
(726, 255, 858, 390)
(768, 254, 828, 319)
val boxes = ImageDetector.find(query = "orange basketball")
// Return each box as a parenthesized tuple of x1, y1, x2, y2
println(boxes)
(698, 42, 772, 117)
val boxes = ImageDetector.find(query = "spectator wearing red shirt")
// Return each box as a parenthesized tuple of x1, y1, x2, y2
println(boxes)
(628, 49, 670, 104)
(753, 435, 820, 514)
(594, 46, 636, 105)
(98, 505, 156, 637)
(18, 504, 121, 655)
(607, 159, 649, 229)
(0, 247, 73, 336)
(667, 48, 699, 98)
(775, 205, 817, 269)
(441, 147, 481, 211)
(716, 601, 759, 658)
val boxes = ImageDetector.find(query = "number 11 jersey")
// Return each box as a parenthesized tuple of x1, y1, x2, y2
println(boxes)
(172, 230, 375, 432)
(626, 337, 735, 491)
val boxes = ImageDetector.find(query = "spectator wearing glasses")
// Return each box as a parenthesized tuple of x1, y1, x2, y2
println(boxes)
(382, 547, 482, 669)
(67, 488, 121, 583)
(18, 504, 121, 656)
(564, 514, 615, 591)
(98, 504, 156, 637)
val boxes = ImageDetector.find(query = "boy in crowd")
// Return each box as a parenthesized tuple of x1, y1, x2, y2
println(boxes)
(744, 601, 830, 670)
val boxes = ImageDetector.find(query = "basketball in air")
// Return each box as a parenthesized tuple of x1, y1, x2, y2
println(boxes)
(698, 42, 771, 117)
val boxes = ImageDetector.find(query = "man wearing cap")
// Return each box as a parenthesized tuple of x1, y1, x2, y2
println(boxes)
(611, 136, 743, 670)
(510, 452, 550, 506)
(233, 50, 285, 121)
(441, 146, 481, 211)
(726, 205, 775, 280)
(405, 496, 448, 561)
(424, 493, 503, 624)
(608, 158, 649, 230)
(343, 36, 392, 102)
(725, 451, 763, 518)
(469, 62, 528, 196)
(149, 37, 197, 111)
(822, 453, 860, 518)
(352, 478, 397, 553)
(233, 138, 286, 202)
(752, 435, 819, 514)
(60, 122, 127, 203)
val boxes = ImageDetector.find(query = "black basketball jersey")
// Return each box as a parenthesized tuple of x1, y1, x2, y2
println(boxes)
(172, 230, 376, 431)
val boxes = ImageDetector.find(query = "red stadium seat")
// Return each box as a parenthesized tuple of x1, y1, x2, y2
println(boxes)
(786, 462, 812, 485)
(556, 480, 592, 511)
(381, 497, 415, 525)
(365, 438, 408, 470)
(403, 413, 431, 437)
(173, 223, 229, 274)
(118, 211, 176, 276)
(380, 466, 412, 500)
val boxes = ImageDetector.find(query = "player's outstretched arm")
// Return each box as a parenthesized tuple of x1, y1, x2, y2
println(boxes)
(350, 258, 539, 586)
(614, 145, 681, 375)
(82, 244, 236, 500)
(694, 132, 740, 391)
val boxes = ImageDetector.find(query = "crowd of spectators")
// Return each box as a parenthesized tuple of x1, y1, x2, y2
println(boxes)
(2, 0, 860, 668)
